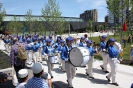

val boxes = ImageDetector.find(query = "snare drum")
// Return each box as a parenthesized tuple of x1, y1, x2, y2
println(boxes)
(69, 47, 90, 67)
(49, 56, 59, 64)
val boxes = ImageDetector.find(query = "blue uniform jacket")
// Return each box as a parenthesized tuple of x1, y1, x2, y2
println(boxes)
(38, 41, 43, 47)
(54, 42, 60, 49)
(42, 45, 55, 55)
(50, 40, 55, 46)
(4, 39, 10, 44)
(26, 44, 33, 50)
(32, 42, 40, 52)
(79, 42, 86, 47)
(100, 41, 106, 50)
(86, 46, 95, 56)
(108, 45, 119, 58)
(61, 45, 72, 60)
(56, 44, 65, 52)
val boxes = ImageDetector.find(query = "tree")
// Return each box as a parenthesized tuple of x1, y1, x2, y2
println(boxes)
(6, 15, 23, 34)
(24, 9, 38, 34)
(106, 0, 133, 43)
(0, 3, 6, 31)
(41, 0, 68, 36)
(55, 17, 69, 35)
(86, 19, 93, 38)
(37, 21, 46, 35)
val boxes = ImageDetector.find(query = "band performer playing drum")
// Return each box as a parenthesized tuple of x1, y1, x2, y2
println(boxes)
(61, 37, 75, 88)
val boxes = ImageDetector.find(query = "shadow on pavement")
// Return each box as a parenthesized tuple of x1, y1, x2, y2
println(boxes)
(52, 68, 66, 74)
(53, 81, 69, 88)
(76, 73, 87, 78)
(93, 68, 107, 75)
(89, 78, 109, 84)
(42, 63, 48, 66)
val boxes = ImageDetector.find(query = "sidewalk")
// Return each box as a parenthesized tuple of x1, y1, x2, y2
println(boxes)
(25, 60, 132, 88)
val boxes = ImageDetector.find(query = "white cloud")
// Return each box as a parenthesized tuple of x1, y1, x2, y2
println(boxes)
(6, 6, 21, 12)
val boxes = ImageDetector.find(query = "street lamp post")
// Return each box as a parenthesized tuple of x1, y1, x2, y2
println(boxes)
(69, 22, 70, 36)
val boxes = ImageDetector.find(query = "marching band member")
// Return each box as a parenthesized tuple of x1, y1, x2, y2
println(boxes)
(56, 39, 66, 72)
(38, 38, 43, 63)
(106, 38, 119, 86)
(86, 40, 97, 79)
(100, 35, 109, 73)
(84, 34, 88, 41)
(49, 35, 55, 46)
(72, 38, 77, 47)
(76, 36, 80, 45)
(32, 38, 40, 63)
(42, 38, 55, 78)
(4, 36, 10, 52)
(130, 45, 133, 65)
(54, 38, 61, 49)
(25, 38, 33, 63)
(61, 37, 75, 88)
(79, 37, 86, 47)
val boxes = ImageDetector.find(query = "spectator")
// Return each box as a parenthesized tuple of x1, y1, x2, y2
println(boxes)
(26, 62, 49, 88)
(10, 37, 26, 79)
(130, 45, 133, 65)
(0, 72, 14, 88)
(16, 69, 28, 88)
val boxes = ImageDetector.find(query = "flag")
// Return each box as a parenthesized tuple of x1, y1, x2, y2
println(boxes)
(122, 22, 126, 31)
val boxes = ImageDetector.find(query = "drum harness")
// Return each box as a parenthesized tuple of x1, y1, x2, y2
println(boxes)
(65, 45, 72, 63)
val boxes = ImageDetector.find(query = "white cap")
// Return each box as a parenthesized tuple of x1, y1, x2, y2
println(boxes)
(18, 69, 28, 78)
(32, 62, 44, 74)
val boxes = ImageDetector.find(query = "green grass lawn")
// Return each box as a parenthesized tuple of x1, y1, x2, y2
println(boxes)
(89, 34, 132, 60)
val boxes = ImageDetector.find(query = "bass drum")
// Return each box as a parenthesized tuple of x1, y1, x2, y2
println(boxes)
(69, 47, 90, 67)
(114, 42, 123, 53)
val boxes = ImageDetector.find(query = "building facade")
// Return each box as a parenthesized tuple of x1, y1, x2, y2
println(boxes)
(108, 0, 127, 25)
(105, 15, 109, 23)
(80, 9, 98, 22)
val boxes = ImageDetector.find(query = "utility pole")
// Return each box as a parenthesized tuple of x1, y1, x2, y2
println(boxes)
(69, 22, 70, 36)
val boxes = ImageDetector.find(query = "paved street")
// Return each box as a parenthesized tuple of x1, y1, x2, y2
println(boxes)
(39, 60, 133, 88)
(0, 32, 133, 88)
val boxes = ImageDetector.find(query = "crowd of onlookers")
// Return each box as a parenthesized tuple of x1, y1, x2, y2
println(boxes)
(0, 62, 52, 88)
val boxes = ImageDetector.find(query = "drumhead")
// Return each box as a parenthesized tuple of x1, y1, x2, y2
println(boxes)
(69, 47, 89, 67)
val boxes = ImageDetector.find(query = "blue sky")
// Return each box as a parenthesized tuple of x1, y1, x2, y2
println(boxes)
(1, 0, 107, 22)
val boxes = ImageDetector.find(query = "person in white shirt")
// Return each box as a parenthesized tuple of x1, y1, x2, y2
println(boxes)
(16, 69, 28, 88)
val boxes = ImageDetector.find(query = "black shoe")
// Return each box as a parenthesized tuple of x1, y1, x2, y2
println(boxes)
(86, 73, 89, 76)
(103, 71, 109, 73)
(106, 76, 110, 82)
(89, 76, 94, 79)
(112, 83, 119, 86)
(51, 76, 53, 79)
(100, 66, 104, 70)
(60, 67, 66, 72)
(76, 68, 77, 70)
(67, 80, 69, 84)
(69, 87, 73, 88)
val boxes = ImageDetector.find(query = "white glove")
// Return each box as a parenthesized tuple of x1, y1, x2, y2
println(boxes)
(55, 51, 58, 53)
(65, 58, 68, 61)
(119, 49, 123, 52)
(59, 51, 61, 53)
(103, 49, 106, 52)
(44, 53, 47, 56)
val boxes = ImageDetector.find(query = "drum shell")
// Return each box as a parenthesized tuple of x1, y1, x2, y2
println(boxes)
(69, 47, 90, 67)
(49, 56, 59, 64)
